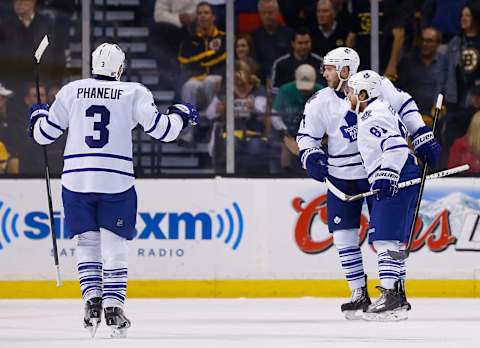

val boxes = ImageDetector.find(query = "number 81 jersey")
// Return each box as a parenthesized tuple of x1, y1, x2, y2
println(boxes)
(32, 78, 184, 193)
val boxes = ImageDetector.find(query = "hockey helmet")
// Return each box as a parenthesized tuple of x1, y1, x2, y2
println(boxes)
(348, 70, 382, 102)
(323, 47, 360, 82)
(91, 43, 125, 80)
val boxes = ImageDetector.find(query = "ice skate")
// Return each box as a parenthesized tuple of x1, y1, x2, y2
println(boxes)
(104, 307, 131, 338)
(362, 284, 408, 321)
(341, 277, 371, 320)
(397, 280, 411, 311)
(83, 297, 102, 338)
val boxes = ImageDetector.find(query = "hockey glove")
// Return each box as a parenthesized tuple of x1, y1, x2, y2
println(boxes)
(300, 147, 328, 182)
(412, 126, 441, 169)
(371, 169, 400, 200)
(28, 103, 49, 138)
(165, 102, 199, 129)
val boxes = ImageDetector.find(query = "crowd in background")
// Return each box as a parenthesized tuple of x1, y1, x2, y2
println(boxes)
(0, 0, 479, 177)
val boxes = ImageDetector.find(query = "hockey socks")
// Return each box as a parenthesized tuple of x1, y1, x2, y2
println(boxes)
(334, 230, 366, 290)
(77, 231, 103, 301)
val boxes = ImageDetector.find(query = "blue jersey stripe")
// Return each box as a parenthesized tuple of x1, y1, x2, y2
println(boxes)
(401, 109, 420, 117)
(384, 144, 409, 152)
(63, 168, 135, 177)
(297, 132, 322, 140)
(39, 125, 57, 141)
(158, 116, 172, 140)
(328, 162, 363, 168)
(398, 98, 414, 115)
(46, 117, 65, 132)
(145, 113, 162, 134)
(380, 134, 402, 151)
(64, 153, 133, 161)
(328, 152, 361, 159)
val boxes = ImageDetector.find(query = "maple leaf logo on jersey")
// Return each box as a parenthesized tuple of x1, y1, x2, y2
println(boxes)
(340, 111, 357, 143)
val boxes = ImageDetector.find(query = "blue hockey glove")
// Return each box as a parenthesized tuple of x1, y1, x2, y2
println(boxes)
(28, 103, 49, 138)
(165, 102, 199, 128)
(371, 169, 400, 200)
(300, 147, 328, 182)
(412, 126, 441, 169)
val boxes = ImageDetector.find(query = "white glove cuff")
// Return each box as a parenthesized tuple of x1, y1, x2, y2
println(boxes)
(412, 131, 433, 150)
(373, 169, 400, 183)
(30, 109, 49, 118)
(300, 147, 324, 169)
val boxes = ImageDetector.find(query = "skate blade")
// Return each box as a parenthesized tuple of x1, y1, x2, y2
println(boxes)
(362, 309, 408, 322)
(344, 310, 364, 320)
(110, 327, 128, 339)
(87, 320, 100, 338)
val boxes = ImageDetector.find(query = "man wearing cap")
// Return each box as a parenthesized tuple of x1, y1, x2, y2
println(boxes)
(271, 64, 323, 173)
(0, 82, 19, 174)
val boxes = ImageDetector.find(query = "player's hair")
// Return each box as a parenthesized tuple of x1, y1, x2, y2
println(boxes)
(197, 1, 215, 16)
(257, 0, 279, 11)
(467, 111, 480, 158)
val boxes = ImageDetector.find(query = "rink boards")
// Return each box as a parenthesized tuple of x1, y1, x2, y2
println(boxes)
(1, 178, 480, 298)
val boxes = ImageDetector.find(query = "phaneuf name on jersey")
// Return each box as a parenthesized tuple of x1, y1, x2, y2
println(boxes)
(76, 87, 124, 100)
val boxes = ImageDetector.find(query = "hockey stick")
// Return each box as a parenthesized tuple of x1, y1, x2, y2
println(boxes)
(388, 94, 443, 261)
(34, 35, 61, 286)
(325, 164, 470, 202)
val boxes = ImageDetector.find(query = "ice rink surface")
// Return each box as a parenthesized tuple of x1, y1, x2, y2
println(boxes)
(1, 298, 479, 348)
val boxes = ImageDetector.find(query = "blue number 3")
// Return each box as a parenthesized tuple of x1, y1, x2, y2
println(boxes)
(85, 105, 110, 148)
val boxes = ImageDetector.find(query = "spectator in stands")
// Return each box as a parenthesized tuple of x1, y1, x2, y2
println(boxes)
(0, 0, 66, 98)
(443, 0, 480, 110)
(153, 0, 197, 53)
(19, 83, 64, 176)
(439, 84, 480, 167)
(178, 1, 225, 111)
(0, 142, 9, 175)
(277, 0, 316, 30)
(271, 27, 323, 94)
(0, 82, 19, 174)
(448, 111, 480, 173)
(235, 33, 259, 74)
(311, 0, 355, 57)
(421, 0, 467, 43)
(397, 27, 445, 116)
(350, 0, 416, 80)
(271, 64, 323, 173)
(252, 0, 294, 81)
(205, 60, 269, 174)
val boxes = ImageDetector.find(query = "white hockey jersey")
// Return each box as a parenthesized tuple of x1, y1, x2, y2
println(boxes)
(297, 78, 424, 180)
(33, 78, 184, 193)
(356, 98, 413, 183)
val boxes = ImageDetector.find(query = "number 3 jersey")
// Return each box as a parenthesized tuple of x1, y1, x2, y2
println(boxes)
(297, 77, 425, 180)
(32, 78, 184, 194)
(357, 98, 413, 183)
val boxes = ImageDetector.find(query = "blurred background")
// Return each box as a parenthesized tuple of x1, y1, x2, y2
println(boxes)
(0, 0, 479, 179)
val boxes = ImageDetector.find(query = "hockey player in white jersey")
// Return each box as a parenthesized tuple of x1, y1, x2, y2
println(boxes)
(297, 47, 440, 319)
(347, 70, 420, 320)
(27, 43, 199, 338)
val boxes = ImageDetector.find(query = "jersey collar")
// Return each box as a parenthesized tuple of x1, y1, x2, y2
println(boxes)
(334, 90, 346, 99)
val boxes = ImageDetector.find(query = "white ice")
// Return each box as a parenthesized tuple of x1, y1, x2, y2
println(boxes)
(0, 298, 479, 348)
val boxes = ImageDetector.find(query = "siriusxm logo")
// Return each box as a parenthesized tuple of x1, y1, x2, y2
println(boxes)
(0, 200, 244, 252)
(0, 200, 20, 251)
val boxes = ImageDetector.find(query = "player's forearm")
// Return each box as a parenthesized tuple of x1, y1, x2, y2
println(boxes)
(381, 148, 408, 174)
(145, 113, 184, 142)
(33, 117, 64, 145)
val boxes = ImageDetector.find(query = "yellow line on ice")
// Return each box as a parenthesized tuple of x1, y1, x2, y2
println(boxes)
(0, 280, 479, 298)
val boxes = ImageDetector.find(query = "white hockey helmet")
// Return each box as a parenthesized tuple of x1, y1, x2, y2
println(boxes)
(348, 70, 382, 102)
(323, 47, 360, 88)
(91, 43, 125, 80)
